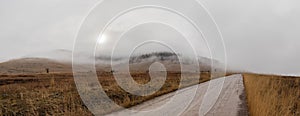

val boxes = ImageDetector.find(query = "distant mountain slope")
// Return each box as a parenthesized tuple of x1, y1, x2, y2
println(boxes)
(25, 49, 73, 62)
(112, 52, 222, 73)
(0, 58, 72, 75)
(0, 51, 223, 75)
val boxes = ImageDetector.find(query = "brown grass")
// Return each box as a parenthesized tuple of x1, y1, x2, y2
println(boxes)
(0, 72, 212, 115)
(0, 75, 91, 116)
(243, 73, 300, 116)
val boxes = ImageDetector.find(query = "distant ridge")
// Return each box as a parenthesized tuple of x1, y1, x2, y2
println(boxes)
(0, 51, 223, 75)
(0, 58, 72, 75)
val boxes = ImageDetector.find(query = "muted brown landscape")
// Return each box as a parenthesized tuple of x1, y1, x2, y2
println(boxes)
(0, 72, 211, 115)
(1, 72, 299, 116)
(0, 58, 299, 116)
(2, 0, 300, 115)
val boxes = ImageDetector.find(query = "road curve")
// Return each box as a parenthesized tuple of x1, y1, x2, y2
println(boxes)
(107, 74, 248, 116)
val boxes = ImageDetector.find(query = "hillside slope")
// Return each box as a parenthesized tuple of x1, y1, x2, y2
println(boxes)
(0, 58, 72, 74)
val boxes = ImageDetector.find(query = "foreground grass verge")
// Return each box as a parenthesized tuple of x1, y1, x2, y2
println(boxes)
(243, 73, 300, 116)
(0, 72, 212, 115)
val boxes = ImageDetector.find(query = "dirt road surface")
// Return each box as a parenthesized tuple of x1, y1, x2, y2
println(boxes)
(107, 74, 248, 116)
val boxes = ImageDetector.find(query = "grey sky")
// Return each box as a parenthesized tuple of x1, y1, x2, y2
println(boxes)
(0, 0, 299, 75)
(203, 0, 300, 75)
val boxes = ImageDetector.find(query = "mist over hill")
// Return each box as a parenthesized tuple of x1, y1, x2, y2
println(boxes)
(0, 50, 224, 74)
(109, 52, 223, 73)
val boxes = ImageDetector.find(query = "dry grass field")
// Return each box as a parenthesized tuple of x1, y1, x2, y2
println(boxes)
(0, 73, 90, 116)
(0, 72, 211, 115)
(2, 63, 298, 116)
(243, 73, 300, 116)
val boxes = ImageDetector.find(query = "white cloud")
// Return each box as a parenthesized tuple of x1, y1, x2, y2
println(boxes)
(0, 0, 299, 75)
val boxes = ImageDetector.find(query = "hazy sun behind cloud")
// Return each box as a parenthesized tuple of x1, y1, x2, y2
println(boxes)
(98, 34, 107, 44)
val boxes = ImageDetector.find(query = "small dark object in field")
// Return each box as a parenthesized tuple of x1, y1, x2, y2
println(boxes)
(46, 68, 49, 73)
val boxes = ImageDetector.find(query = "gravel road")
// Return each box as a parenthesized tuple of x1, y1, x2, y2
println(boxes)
(107, 74, 249, 116)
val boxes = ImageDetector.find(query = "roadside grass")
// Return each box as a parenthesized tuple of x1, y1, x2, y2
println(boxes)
(243, 73, 300, 116)
(0, 75, 91, 116)
(0, 72, 212, 115)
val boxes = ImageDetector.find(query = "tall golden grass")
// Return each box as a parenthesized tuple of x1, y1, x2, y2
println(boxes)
(0, 76, 91, 116)
(243, 73, 300, 116)
(0, 72, 211, 115)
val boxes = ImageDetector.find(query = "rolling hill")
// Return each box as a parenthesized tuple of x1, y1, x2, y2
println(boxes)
(0, 51, 223, 75)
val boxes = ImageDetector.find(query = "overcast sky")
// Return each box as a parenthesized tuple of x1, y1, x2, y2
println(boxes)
(0, 0, 299, 75)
